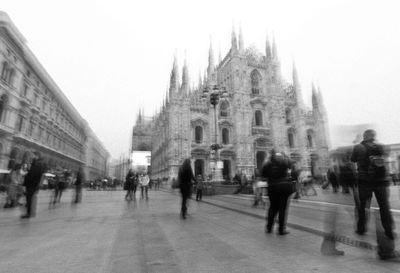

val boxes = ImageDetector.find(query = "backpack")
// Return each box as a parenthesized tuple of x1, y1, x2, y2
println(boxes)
(362, 142, 386, 180)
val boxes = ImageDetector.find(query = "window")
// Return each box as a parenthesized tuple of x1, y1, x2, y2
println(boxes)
(220, 101, 229, 117)
(1, 62, 8, 81)
(307, 134, 313, 148)
(23, 84, 28, 97)
(195, 126, 203, 144)
(250, 69, 261, 95)
(255, 110, 263, 126)
(222, 128, 229, 144)
(285, 108, 292, 124)
(17, 116, 24, 132)
(0, 95, 7, 122)
(288, 132, 295, 148)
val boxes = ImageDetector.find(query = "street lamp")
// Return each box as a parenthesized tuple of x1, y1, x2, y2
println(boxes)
(202, 83, 227, 182)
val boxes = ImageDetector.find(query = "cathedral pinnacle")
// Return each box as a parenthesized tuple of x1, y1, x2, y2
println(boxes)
(231, 24, 238, 52)
(272, 35, 278, 61)
(265, 34, 272, 61)
(169, 55, 180, 97)
(207, 41, 215, 78)
(239, 24, 244, 51)
(312, 83, 318, 109)
(181, 53, 189, 94)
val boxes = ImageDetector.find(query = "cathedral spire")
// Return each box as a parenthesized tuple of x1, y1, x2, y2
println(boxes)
(181, 52, 189, 94)
(312, 83, 318, 109)
(238, 23, 244, 51)
(218, 47, 222, 64)
(272, 35, 278, 61)
(207, 40, 215, 78)
(265, 33, 272, 61)
(231, 24, 238, 52)
(169, 54, 180, 98)
(292, 62, 303, 107)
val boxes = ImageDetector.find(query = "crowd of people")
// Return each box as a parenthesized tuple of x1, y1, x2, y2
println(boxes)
(171, 129, 399, 261)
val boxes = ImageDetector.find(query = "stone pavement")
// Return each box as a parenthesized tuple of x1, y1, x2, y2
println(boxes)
(0, 189, 399, 273)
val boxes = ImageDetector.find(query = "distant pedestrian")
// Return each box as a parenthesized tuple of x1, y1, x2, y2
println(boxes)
(262, 150, 294, 235)
(124, 169, 135, 201)
(74, 167, 84, 203)
(351, 129, 397, 260)
(21, 152, 46, 219)
(196, 174, 203, 201)
(4, 163, 23, 208)
(327, 167, 340, 193)
(140, 173, 150, 199)
(178, 158, 196, 219)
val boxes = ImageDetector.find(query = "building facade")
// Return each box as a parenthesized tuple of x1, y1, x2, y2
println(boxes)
(133, 29, 330, 180)
(0, 12, 109, 178)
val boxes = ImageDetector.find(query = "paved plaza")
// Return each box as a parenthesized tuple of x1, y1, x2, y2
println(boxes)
(1, 189, 400, 273)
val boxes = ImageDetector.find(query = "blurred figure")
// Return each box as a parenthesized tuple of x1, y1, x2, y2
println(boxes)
(140, 173, 150, 199)
(327, 167, 340, 193)
(74, 167, 84, 204)
(262, 150, 294, 235)
(291, 163, 301, 199)
(21, 152, 46, 219)
(178, 158, 196, 219)
(125, 169, 136, 201)
(4, 163, 22, 208)
(351, 129, 397, 260)
(195, 174, 203, 201)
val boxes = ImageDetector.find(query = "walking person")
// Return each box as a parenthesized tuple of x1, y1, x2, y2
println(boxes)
(262, 150, 294, 235)
(178, 158, 196, 219)
(195, 174, 203, 201)
(124, 169, 135, 201)
(140, 173, 150, 199)
(74, 167, 84, 203)
(351, 129, 397, 260)
(21, 152, 46, 219)
(4, 163, 23, 208)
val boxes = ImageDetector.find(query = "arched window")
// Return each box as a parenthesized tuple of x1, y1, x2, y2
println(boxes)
(7, 69, 14, 86)
(250, 69, 262, 95)
(285, 108, 292, 124)
(255, 110, 263, 126)
(0, 95, 7, 122)
(288, 131, 295, 148)
(195, 126, 203, 144)
(220, 101, 229, 117)
(222, 128, 229, 144)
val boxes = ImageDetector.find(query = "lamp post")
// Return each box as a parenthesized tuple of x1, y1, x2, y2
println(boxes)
(202, 84, 227, 182)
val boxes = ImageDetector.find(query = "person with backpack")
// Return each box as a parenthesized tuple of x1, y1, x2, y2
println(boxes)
(351, 129, 397, 260)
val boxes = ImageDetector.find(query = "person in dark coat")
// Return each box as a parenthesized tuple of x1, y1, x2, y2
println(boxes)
(125, 169, 135, 201)
(74, 167, 84, 203)
(178, 158, 196, 219)
(351, 129, 396, 260)
(21, 152, 47, 219)
(262, 150, 293, 235)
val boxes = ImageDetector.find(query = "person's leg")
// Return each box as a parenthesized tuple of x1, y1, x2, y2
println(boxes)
(133, 185, 136, 199)
(374, 186, 394, 239)
(196, 190, 200, 201)
(278, 193, 290, 234)
(199, 189, 202, 201)
(145, 186, 148, 199)
(266, 193, 279, 232)
(181, 195, 188, 218)
(25, 190, 33, 217)
(141, 186, 144, 199)
(357, 186, 372, 234)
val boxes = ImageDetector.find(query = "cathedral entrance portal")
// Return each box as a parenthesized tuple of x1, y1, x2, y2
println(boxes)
(256, 151, 266, 175)
(194, 159, 204, 177)
(222, 160, 231, 181)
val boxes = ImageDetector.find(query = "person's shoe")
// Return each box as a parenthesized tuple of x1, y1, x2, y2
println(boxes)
(321, 248, 345, 256)
(20, 214, 30, 219)
(355, 229, 365, 236)
(265, 225, 272, 234)
(378, 251, 400, 261)
(278, 230, 290, 235)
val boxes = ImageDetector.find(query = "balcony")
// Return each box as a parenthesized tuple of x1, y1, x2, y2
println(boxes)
(251, 126, 270, 136)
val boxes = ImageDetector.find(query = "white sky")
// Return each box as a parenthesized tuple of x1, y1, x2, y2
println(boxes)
(2, 0, 400, 158)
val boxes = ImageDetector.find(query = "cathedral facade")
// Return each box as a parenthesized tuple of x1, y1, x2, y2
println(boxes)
(132, 28, 330, 180)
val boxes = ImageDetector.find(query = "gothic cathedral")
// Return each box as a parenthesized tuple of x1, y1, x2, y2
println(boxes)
(132, 28, 330, 181)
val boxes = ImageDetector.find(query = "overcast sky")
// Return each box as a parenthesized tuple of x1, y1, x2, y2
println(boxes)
(2, 0, 400, 158)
